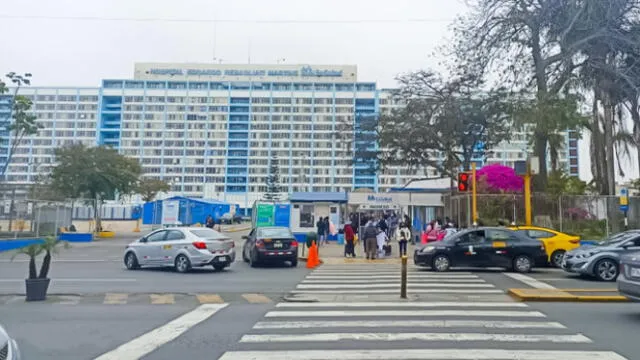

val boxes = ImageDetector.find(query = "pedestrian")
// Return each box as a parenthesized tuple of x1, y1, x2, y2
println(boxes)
(316, 218, 326, 246)
(323, 217, 331, 245)
(397, 222, 410, 257)
(344, 223, 356, 257)
(205, 215, 214, 229)
(363, 219, 378, 260)
(388, 212, 399, 240)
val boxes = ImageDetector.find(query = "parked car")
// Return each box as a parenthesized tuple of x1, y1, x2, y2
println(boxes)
(618, 252, 640, 301)
(0, 324, 20, 360)
(123, 227, 236, 273)
(242, 226, 298, 267)
(413, 227, 547, 273)
(220, 213, 243, 224)
(510, 225, 581, 267)
(562, 230, 640, 281)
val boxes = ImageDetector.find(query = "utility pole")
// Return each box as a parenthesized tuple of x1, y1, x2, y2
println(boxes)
(471, 163, 478, 224)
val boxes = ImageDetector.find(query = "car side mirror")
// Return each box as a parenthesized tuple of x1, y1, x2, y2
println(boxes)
(139, 237, 147, 243)
(241, 235, 248, 240)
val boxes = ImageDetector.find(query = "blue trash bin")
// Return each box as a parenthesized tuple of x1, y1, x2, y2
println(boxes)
(337, 234, 345, 245)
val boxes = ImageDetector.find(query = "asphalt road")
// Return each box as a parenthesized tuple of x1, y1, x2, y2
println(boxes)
(0, 229, 310, 297)
(1, 233, 637, 360)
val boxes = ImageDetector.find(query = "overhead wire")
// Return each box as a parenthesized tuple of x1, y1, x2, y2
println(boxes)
(0, 14, 452, 24)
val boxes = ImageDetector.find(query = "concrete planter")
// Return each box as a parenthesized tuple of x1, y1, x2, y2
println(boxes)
(25, 278, 50, 302)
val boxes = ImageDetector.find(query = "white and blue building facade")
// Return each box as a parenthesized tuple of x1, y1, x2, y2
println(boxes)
(0, 63, 580, 209)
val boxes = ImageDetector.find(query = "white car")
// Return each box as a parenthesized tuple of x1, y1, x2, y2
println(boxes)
(0, 324, 20, 360)
(124, 227, 236, 273)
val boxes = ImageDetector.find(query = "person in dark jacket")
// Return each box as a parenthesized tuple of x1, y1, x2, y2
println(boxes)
(363, 220, 378, 260)
(316, 218, 326, 246)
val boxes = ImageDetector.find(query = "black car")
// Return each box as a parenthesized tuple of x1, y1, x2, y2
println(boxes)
(414, 227, 547, 273)
(242, 226, 299, 267)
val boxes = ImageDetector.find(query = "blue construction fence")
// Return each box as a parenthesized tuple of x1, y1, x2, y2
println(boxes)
(0, 232, 94, 252)
(142, 196, 237, 225)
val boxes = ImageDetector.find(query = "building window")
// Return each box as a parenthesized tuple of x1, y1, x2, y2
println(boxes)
(299, 204, 314, 228)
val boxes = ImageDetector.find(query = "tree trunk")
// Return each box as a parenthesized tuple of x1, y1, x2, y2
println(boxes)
(603, 95, 616, 195)
(631, 97, 640, 175)
(28, 256, 37, 279)
(590, 90, 607, 195)
(39, 251, 51, 279)
(533, 133, 548, 190)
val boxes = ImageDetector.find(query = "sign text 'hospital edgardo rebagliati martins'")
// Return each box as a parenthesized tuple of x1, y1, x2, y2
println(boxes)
(134, 63, 359, 82)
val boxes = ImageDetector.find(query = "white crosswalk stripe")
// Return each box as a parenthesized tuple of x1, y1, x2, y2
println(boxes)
(217, 264, 629, 360)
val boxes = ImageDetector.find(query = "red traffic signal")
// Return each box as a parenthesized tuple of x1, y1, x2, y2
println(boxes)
(458, 172, 471, 192)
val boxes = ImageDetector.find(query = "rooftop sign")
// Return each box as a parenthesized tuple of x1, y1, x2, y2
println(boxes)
(134, 63, 357, 82)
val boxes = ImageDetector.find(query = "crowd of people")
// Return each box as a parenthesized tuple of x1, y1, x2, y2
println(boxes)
(340, 213, 459, 260)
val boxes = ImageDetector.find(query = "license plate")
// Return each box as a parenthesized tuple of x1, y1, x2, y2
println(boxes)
(215, 256, 229, 263)
(631, 268, 640, 278)
(273, 242, 283, 248)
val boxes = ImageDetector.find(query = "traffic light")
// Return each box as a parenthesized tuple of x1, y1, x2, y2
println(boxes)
(458, 172, 471, 192)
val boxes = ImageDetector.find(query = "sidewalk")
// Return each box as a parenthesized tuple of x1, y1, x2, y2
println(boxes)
(298, 242, 419, 264)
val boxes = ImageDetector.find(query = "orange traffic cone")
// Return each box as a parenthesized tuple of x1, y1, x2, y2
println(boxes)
(313, 241, 321, 267)
(306, 241, 318, 269)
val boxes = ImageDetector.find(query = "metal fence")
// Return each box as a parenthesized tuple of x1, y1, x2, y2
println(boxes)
(444, 193, 637, 239)
(0, 198, 72, 239)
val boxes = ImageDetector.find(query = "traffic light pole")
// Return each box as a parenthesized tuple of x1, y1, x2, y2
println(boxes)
(471, 163, 477, 225)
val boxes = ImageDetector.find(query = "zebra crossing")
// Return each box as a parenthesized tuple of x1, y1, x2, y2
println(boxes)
(216, 264, 628, 360)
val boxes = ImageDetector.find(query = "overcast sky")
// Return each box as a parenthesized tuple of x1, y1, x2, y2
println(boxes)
(1, 0, 631, 183)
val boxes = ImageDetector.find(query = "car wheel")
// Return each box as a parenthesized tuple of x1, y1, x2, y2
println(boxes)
(124, 252, 140, 270)
(594, 258, 619, 281)
(513, 255, 533, 273)
(291, 258, 298, 267)
(242, 246, 249, 263)
(432, 254, 450, 272)
(550, 250, 566, 268)
(249, 250, 259, 268)
(174, 254, 191, 273)
(213, 264, 226, 271)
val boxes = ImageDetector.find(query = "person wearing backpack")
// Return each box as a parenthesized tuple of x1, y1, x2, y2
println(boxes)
(397, 222, 411, 257)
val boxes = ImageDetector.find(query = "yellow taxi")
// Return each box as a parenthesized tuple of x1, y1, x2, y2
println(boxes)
(509, 226, 581, 267)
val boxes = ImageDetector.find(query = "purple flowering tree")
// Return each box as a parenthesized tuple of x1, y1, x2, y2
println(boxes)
(476, 164, 524, 193)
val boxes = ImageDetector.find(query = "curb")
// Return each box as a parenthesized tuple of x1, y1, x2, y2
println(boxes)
(509, 288, 629, 302)
(223, 226, 251, 233)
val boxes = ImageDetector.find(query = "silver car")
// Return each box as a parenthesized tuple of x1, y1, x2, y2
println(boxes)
(562, 230, 640, 281)
(124, 227, 236, 273)
(0, 324, 20, 360)
(618, 252, 640, 301)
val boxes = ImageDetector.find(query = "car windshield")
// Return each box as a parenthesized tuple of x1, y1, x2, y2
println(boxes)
(597, 232, 638, 246)
(257, 227, 293, 238)
(189, 229, 228, 240)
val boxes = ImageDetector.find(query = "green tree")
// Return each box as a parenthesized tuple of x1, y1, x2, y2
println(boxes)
(546, 170, 590, 198)
(263, 154, 281, 201)
(136, 178, 171, 202)
(50, 144, 141, 232)
(450, 0, 613, 189)
(363, 70, 512, 178)
(0, 72, 41, 179)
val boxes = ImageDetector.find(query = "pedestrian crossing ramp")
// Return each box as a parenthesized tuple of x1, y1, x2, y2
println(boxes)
(218, 263, 629, 360)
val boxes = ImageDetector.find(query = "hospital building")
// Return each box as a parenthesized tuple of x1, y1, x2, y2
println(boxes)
(0, 63, 580, 208)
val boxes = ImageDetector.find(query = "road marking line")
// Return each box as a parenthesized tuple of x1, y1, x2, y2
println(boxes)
(505, 273, 556, 289)
(296, 283, 495, 289)
(291, 289, 503, 294)
(275, 302, 528, 308)
(310, 271, 468, 275)
(265, 310, 546, 318)
(196, 294, 224, 304)
(253, 319, 564, 329)
(240, 332, 591, 343)
(150, 294, 175, 304)
(56, 295, 82, 305)
(302, 279, 486, 283)
(242, 293, 272, 303)
(217, 349, 627, 360)
(93, 304, 228, 360)
(306, 275, 479, 279)
(0, 278, 137, 282)
(104, 293, 128, 305)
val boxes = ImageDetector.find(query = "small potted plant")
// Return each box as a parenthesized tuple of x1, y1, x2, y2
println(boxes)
(12, 236, 69, 301)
